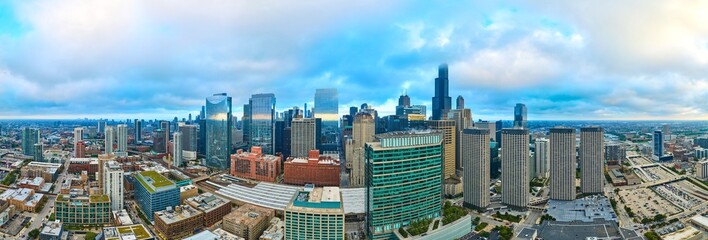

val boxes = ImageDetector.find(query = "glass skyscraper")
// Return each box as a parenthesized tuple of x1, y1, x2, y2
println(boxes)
(249, 93, 276, 154)
(22, 127, 40, 156)
(514, 103, 527, 129)
(365, 131, 443, 239)
(315, 88, 339, 131)
(206, 93, 232, 169)
(432, 64, 451, 120)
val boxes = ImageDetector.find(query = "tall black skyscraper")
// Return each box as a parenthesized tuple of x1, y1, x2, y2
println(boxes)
(513, 103, 527, 129)
(432, 64, 451, 120)
(242, 103, 251, 145)
(456, 95, 464, 110)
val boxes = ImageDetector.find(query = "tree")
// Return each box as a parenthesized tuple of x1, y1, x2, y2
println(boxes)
(28, 229, 40, 239)
(85, 232, 98, 240)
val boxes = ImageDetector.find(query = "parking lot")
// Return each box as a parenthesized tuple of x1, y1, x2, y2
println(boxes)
(618, 188, 682, 220)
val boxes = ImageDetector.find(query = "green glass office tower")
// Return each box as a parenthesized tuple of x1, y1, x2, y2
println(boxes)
(365, 131, 443, 239)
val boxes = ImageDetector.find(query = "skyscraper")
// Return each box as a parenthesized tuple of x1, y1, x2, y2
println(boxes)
(513, 103, 527, 129)
(98, 120, 106, 135)
(104, 126, 114, 155)
(346, 112, 375, 187)
(653, 130, 663, 157)
(134, 120, 142, 143)
(173, 132, 183, 167)
(22, 127, 40, 156)
(116, 124, 128, 153)
(448, 109, 473, 170)
(243, 103, 251, 145)
(535, 138, 550, 178)
(314, 88, 339, 131)
(103, 161, 124, 211)
(153, 130, 166, 153)
(426, 120, 456, 178)
(33, 143, 44, 162)
(206, 93, 233, 169)
(366, 131, 443, 239)
(249, 93, 276, 154)
(74, 127, 84, 145)
(160, 120, 170, 148)
(432, 64, 451, 120)
(462, 128, 490, 210)
(290, 118, 317, 158)
(580, 127, 604, 194)
(549, 127, 576, 201)
(501, 128, 529, 209)
(179, 125, 197, 152)
(395, 94, 411, 116)
(456, 95, 464, 110)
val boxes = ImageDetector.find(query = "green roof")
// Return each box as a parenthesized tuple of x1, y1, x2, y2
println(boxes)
(137, 170, 175, 193)
(89, 195, 110, 203)
(115, 225, 152, 239)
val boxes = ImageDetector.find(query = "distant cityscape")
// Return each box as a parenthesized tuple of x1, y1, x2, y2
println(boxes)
(0, 63, 707, 240)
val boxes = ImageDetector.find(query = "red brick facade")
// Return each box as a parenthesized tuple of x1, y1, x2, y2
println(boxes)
(284, 150, 340, 186)
(230, 147, 282, 183)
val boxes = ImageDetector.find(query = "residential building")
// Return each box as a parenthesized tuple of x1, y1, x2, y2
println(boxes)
(581, 127, 604, 194)
(173, 132, 183, 167)
(116, 124, 128, 153)
(605, 144, 626, 165)
(654, 130, 663, 157)
(185, 193, 232, 227)
(54, 194, 111, 225)
(154, 205, 204, 240)
(314, 88, 339, 132)
(103, 161, 124, 211)
(426, 120, 457, 179)
(448, 109, 473, 170)
(501, 128, 530, 209)
(366, 131, 443, 239)
(290, 118, 317, 158)
(73, 127, 84, 145)
(696, 160, 708, 179)
(550, 127, 576, 201)
(206, 93, 233, 169)
(22, 127, 40, 157)
(39, 220, 64, 240)
(535, 138, 550, 178)
(21, 162, 61, 182)
(222, 204, 274, 240)
(462, 128, 490, 210)
(105, 126, 114, 154)
(285, 187, 345, 240)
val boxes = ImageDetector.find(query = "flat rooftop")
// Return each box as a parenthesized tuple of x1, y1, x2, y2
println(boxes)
(186, 192, 229, 212)
(103, 224, 154, 240)
(40, 221, 62, 237)
(136, 170, 175, 193)
(289, 187, 343, 214)
(224, 204, 273, 228)
(155, 205, 202, 225)
(546, 196, 617, 222)
(535, 220, 622, 240)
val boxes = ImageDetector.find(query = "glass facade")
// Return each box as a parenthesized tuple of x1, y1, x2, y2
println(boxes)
(249, 94, 276, 154)
(133, 172, 180, 222)
(365, 132, 443, 239)
(314, 88, 339, 131)
(285, 210, 344, 240)
(206, 93, 232, 169)
(54, 195, 112, 225)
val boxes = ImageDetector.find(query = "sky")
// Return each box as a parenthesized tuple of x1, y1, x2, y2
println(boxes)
(1, 1, 708, 120)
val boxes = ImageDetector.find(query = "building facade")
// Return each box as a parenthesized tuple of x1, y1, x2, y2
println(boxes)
(206, 93, 233, 169)
(134, 171, 180, 221)
(222, 204, 274, 240)
(230, 147, 281, 183)
(116, 124, 128, 153)
(462, 128, 490, 210)
(22, 128, 40, 157)
(290, 118, 317, 158)
(154, 205, 204, 240)
(346, 112, 375, 187)
(426, 120, 457, 179)
(580, 127, 604, 194)
(549, 127, 576, 201)
(513, 103, 528, 129)
(173, 132, 183, 167)
(104, 126, 114, 155)
(653, 130, 663, 157)
(432, 64, 451, 120)
(285, 187, 345, 240)
(314, 88, 339, 132)
(501, 128, 530, 209)
(54, 194, 112, 225)
(366, 131, 443, 239)
(249, 93, 276, 154)
(185, 193, 232, 227)
(103, 161, 124, 211)
(284, 150, 340, 186)
(535, 138, 550, 178)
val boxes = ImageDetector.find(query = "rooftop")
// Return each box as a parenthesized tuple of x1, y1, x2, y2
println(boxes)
(89, 194, 110, 203)
(186, 192, 229, 212)
(40, 220, 63, 237)
(535, 220, 622, 240)
(103, 224, 154, 240)
(155, 205, 202, 224)
(545, 196, 617, 223)
(224, 204, 273, 228)
(289, 187, 343, 213)
(136, 170, 175, 193)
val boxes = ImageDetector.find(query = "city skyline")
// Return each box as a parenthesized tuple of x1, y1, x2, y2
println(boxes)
(1, 1, 707, 120)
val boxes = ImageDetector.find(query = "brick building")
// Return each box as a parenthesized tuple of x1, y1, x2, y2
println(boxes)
(284, 150, 340, 186)
(230, 147, 282, 183)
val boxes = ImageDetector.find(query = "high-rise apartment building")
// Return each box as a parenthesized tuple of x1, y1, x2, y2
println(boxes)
(653, 130, 663, 157)
(501, 128, 529, 209)
(448, 109, 473, 170)
(432, 64, 451, 120)
(549, 127, 576, 201)
(580, 127, 604, 194)
(249, 94, 276, 154)
(104, 126, 114, 155)
(426, 120, 456, 178)
(206, 93, 233, 169)
(102, 161, 124, 211)
(22, 128, 40, 157)
(173, 132, 183, 167)
(366, 131, 443, 239)
(346, 112, 375, 187)
(513, 103, 527, 129)
(134, 120, 142, 143)
(74, 127, 84, 145)
(116, 124, 128, 153)
(462, 128, 490, 210)
(605, 144, 626, 165)
(153, 129, 166, 153)
(290, 118, 317, 158)
(179, 125, 197, 152)
(535, 138, 550, 178)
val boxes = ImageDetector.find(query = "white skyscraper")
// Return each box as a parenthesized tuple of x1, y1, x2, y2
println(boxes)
(173, 132, 183, 167)
(550, 127, 576, 201)
(116, 124, 128, 153)
(103, 160, 124, 211)
(74, 127, 84, 145)
(104, 126, 114, 155)
(535, 138, 550, 178)
(581, 127, 604, 194)
(463, 128, 490, 210)
(501, 128, 529, 209)
(347, 112, 375, 187)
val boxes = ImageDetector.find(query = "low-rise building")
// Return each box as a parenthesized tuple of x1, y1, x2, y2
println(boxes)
(0, 188, 45, 212)
(230, 147, 282, 183)
(21, 162, 61, 182)
(222, 204, 274, 240)
(55, 194, 111, 225)
(283, 150, 340, 186)
(259, 218, 284, 240)
(113, 209, 134, 225)
(39, 220, 64, 240)
(103, 224, 155, 240)
(284, 187, 345, 240)
(154, 205, 204, 240)
(17, 177, 44, 191)
(180, 184, 199, 204)
(185, 192, 232, 227)
(696, 160, 708, 179)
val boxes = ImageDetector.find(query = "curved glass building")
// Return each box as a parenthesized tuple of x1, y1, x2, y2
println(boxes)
(249, 93, 276, 154)
(206, 93, 232, 169)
